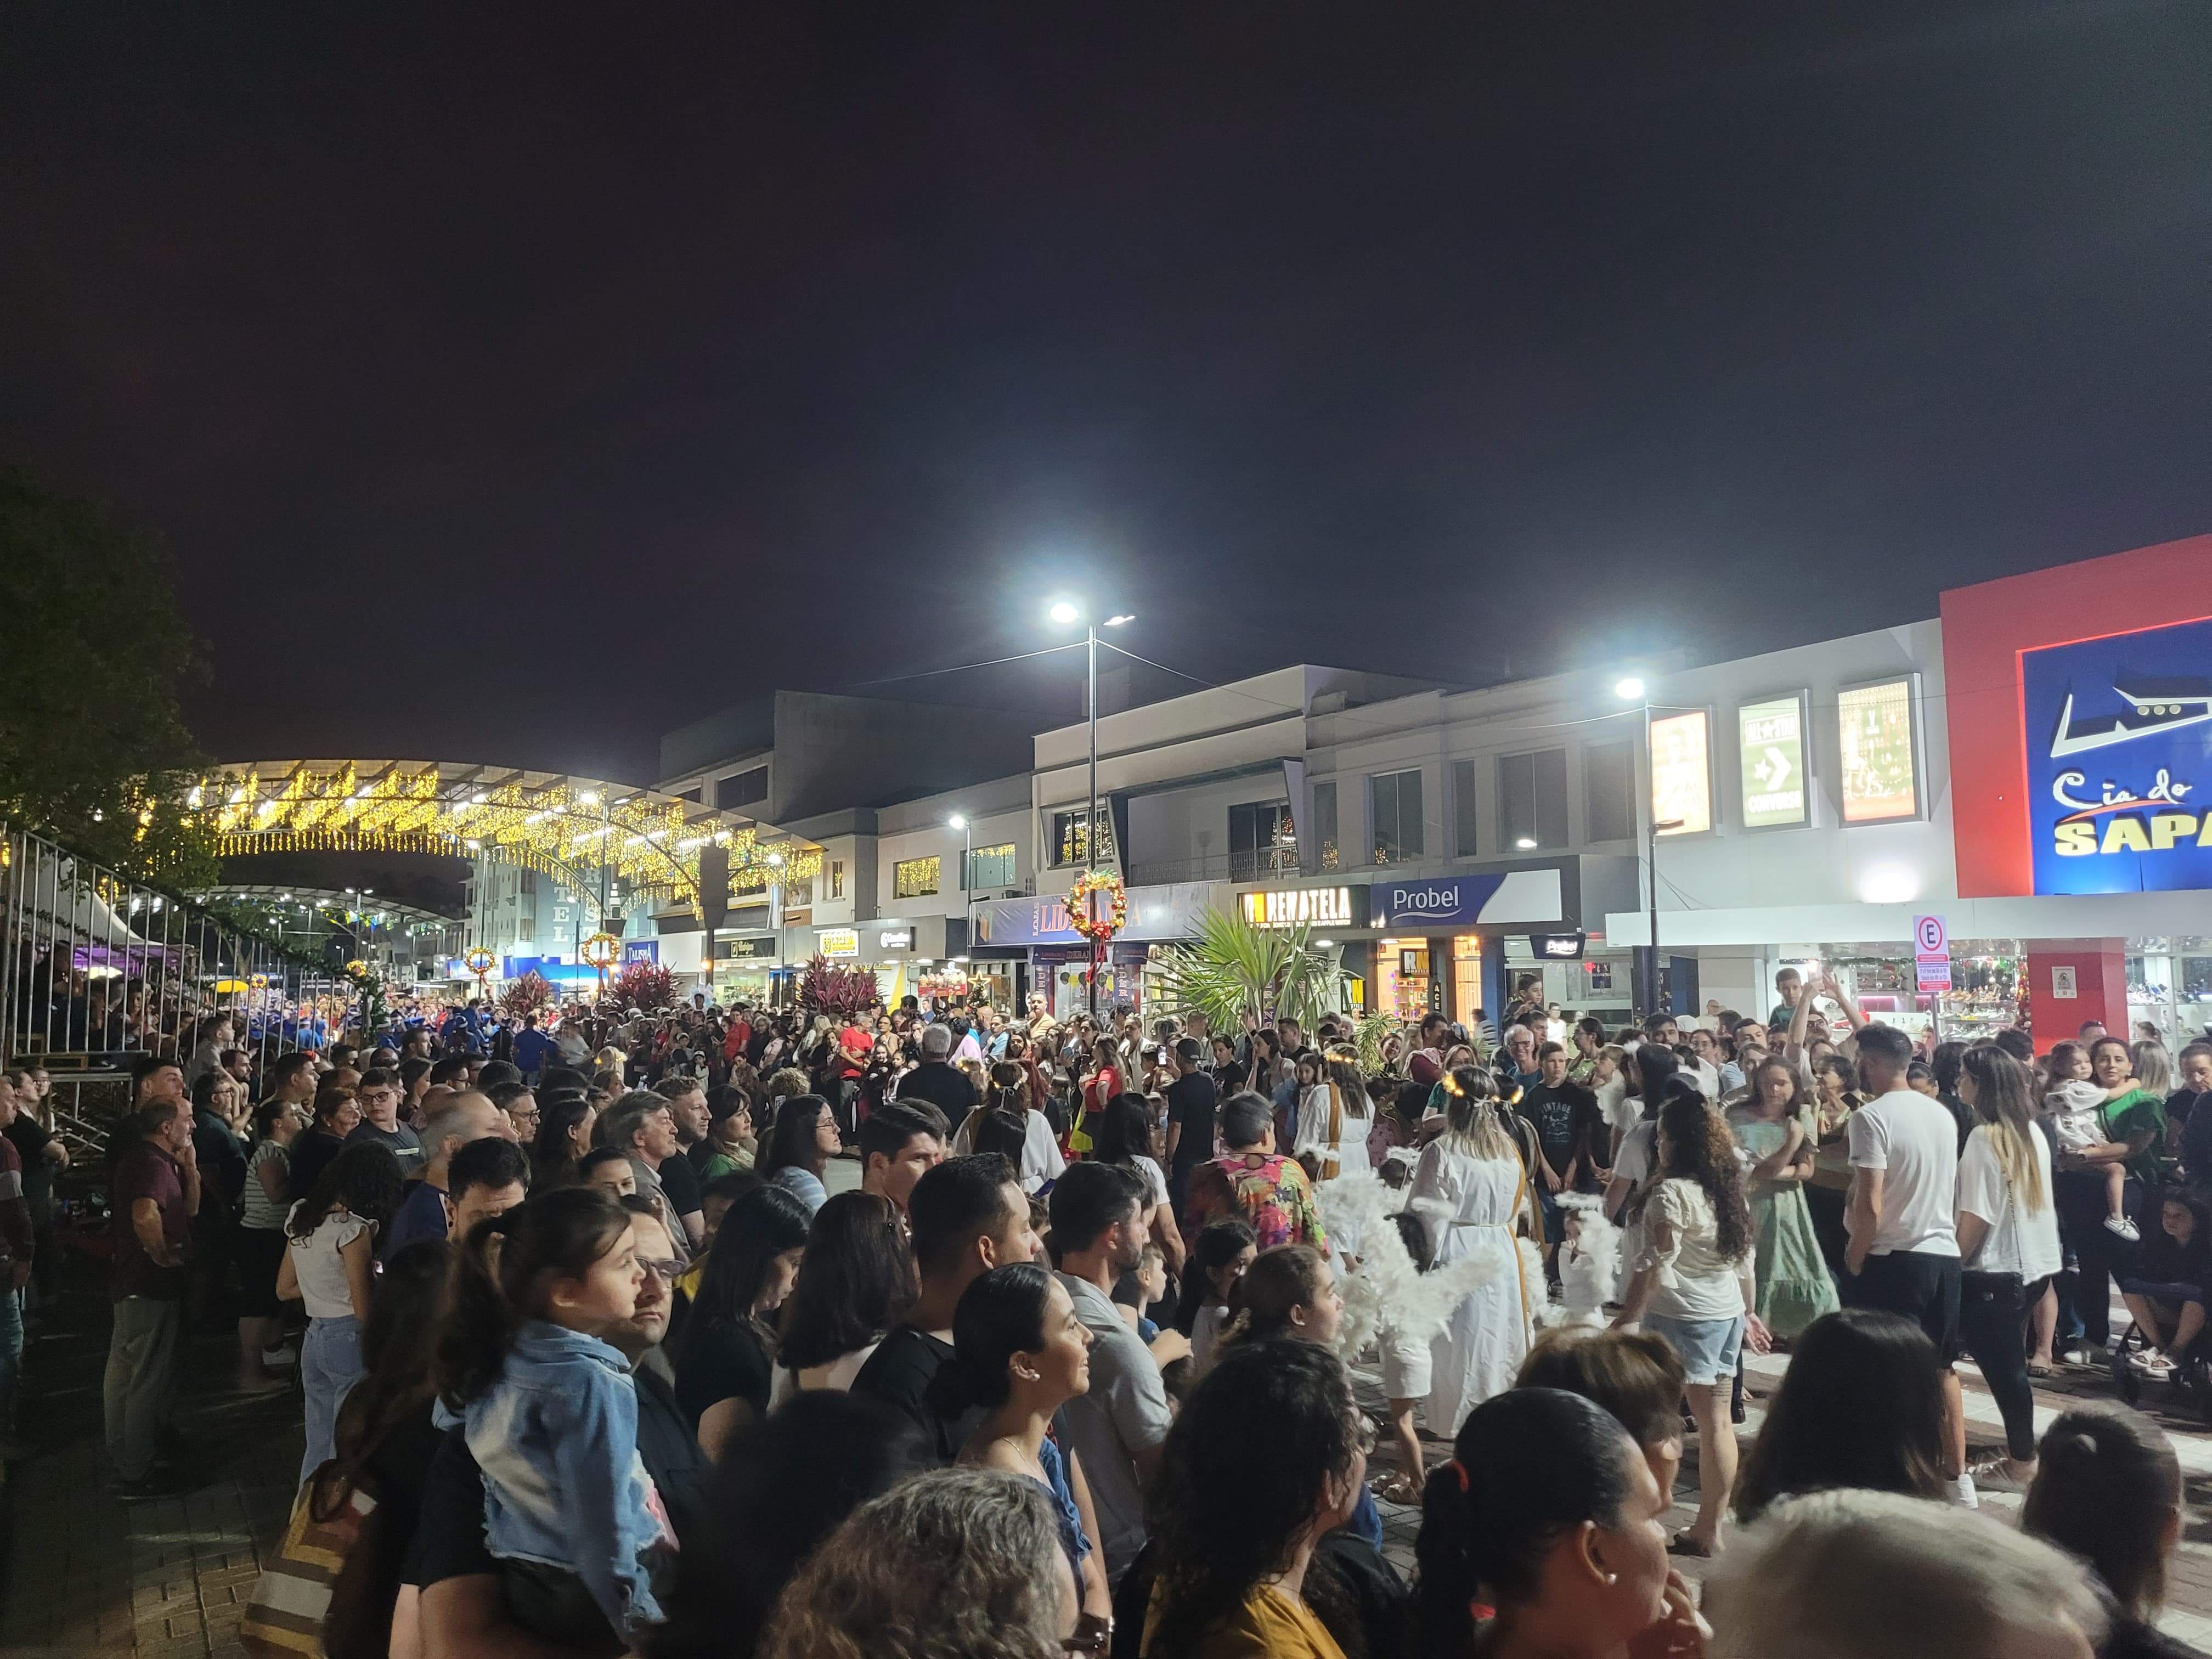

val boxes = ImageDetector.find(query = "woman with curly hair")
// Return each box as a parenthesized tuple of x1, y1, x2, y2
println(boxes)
(1139, 1340, 1370, 1659)
(1612, 1077, 1768, 1556)
(758, 1466, 1076, 1659)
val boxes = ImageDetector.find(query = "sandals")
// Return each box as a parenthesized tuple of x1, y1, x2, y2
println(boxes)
(1667, 1532, 1716, 1558)
(1371, 1471, 1425, 1505)
(2026, 1359, 2055, 1379)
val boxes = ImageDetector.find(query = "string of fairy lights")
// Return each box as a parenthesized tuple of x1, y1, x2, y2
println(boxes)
(189, 762, 822, 914)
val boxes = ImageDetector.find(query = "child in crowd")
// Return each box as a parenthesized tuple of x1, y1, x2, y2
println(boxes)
(2045, 1042, 2137, 1240)
(1114, 1242, 1169, 1344)
(439, 1186, 672, 1645)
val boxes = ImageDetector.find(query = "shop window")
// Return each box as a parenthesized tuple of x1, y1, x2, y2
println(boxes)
(1370, 769, 1424, 865)
(966, 842, 1017, 890)
(1229, 799, 1296, 882)
(1453, 758, 1481, 857)
(716, 766, 768, 810)
(893, 856, 940, 899)
(829, 860, 844, 899)
(1051, 810, 1113, 867)
(1584, 738, 1634, 843)
(1499, 749, 1568, 850)
(1312, 780, 1339, 870)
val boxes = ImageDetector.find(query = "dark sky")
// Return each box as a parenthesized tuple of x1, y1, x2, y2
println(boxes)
(4, 2, 2208, 787)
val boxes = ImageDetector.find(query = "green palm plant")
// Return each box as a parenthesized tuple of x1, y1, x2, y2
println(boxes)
(1149, 906, 1339, 1035)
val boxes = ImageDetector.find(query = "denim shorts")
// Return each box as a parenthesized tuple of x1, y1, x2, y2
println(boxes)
(2120, 1278, 2207, 1308)
(1645, 1311, 1746, 1387)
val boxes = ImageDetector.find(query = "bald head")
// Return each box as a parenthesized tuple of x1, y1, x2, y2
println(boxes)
(422, 1088, 512, 1170)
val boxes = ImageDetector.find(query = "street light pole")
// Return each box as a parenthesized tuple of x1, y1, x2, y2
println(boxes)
(1615, 678, 1680, 1020)
(950, 813, 974, 954)
(1050, 601, 1133, 1024)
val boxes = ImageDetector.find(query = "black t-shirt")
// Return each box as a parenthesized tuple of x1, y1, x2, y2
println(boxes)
(634, 1365, 710, 1546)
(1518, 1081, 1601, 1179)
(656, 1149, 703, 1223)
(674, 1313, 775, 1427)
(286, 1128, 347, 1200)
(1165, 1073, 1219, 1179)
(850, 1325, 975, 1463)
(3, 1116, 60, 1214)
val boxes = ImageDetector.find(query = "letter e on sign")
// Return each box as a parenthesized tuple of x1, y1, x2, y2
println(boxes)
(1912, 915, 1947, 961)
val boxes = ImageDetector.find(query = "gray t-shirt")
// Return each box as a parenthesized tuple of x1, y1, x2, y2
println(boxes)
(1053, 1271, 1171, 1585)
(344, 1118, 424, 1174)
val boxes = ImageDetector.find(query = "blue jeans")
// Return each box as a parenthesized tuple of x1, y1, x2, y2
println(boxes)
(0, 1285, 21, 1436)
(301, 1314, 363, 1486)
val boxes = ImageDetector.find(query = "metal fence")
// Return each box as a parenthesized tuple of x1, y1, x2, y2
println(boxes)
(2, 823, 331, 1164)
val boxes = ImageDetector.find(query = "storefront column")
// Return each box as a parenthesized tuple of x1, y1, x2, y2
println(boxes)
(2025, 938, 2129, 1053)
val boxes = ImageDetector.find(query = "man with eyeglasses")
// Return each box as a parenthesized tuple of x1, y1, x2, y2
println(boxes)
(345, 1067, 424, 1175)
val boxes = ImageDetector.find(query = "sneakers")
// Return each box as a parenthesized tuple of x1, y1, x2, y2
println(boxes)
(2104, 1215, 2142, 1241)
(2130, 1347, 2177, 1380)
(260, 1344, 297, 1370)
(1949, 1471, 1980, 1509)
(1968, 1457, 2034, 1494)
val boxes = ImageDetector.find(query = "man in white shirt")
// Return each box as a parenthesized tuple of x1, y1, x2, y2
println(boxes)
(1842, 1022, 1968, 1499)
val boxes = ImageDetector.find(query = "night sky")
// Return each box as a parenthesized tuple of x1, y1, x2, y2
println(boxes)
(4, 3, 2207, 788)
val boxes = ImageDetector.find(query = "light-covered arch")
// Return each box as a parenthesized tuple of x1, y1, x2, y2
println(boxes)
(194, 760, 822, 919)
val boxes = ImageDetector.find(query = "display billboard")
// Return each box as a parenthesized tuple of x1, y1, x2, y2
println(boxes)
(1838, 676, 1921, 823)
(1737, 692, 1809, 828)
(1648, 710, 1712, 836)
(2023, 613, 2212, 894)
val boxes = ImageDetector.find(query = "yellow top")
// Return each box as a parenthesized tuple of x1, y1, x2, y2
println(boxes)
(1142, 1582, 1348, 1659)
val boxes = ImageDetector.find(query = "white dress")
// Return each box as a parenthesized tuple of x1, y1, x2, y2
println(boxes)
(1409, 1142, 1537, 1438)
(1294, 1084, 1372, 1258)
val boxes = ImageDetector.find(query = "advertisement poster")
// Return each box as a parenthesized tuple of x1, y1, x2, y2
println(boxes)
(1737, 693, 1809, 828)
(1838, 678, 1920, 823)
(2022, 614, 2212, 894)
(1649, 710, 1712, 836)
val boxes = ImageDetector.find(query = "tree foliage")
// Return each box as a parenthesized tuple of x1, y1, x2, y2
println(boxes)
(607, 960, 676, 1014)
(1149, 906, 1341, 1035)
(798, 955, 878, 1019)
(0, 465, 216, 883)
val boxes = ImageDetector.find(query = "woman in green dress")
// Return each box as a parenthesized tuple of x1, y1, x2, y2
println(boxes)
(1726, 1058, 1839, 1342)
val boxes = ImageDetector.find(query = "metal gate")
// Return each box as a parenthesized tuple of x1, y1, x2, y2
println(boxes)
(1, 824, 330, 1162)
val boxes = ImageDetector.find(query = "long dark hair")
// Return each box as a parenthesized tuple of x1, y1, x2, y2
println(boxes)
(314, 1238, 453, 1519)
(776, 1192, 915, 1373)
(437, 1186, 634, 1407)
(966, 1065, 1032, 1168)
(1173, 1220, 1256, 1335)
(693, 1183, 814, 1335)
(2022, 1406, 2183, 1617)
(1090, 1091, 1153, 1167)
(947, 1262, 1056, 1412)
(1217, 1244, 1327, 1349)
(286, 1141, 406, 1240)
(1629, 1042, 1677, 1110)
(1734, 1308, 1948, 1521)
(1416, 1387, 1639, 1652)
(1144, 1341, 1362, 1659)
(759, 1094, 830, 1180)
(1625, 1078, 1752, 1261)
(530, 1092, 593, 1183)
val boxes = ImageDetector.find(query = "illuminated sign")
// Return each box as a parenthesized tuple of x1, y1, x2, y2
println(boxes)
(2025, 614, 2212, 894)
(818, 928, 859, 958)
(1373, 869, 1564, 928)
(1737, 693, 1809, 828)
(1649, 710, 1712, 836)
(1530, 932, 1586, 959)
(878, 929, 913, 950)
(1239, 886, 1357, 929)
(1838, 677, 1922, 823)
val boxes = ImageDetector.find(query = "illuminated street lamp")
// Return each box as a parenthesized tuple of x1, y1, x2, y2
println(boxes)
(1047, 600, 1134, 1018)
(1617, 675, 1683, 1016)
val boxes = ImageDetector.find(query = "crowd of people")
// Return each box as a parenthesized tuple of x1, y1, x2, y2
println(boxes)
(3, 968, 2208, 1658)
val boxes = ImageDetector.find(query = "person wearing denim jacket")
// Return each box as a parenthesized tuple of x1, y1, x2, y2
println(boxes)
(464, 1319, 671, 1639)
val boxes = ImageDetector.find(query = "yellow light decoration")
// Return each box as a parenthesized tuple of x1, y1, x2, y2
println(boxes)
(579, 932, 622, 971)
(198, 760, 821, 915)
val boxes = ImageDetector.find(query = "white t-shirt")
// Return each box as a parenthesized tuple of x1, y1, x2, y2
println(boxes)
(1955, 1125, 2062, 1282)
(1845, 1088, 1961, 1257)
(286, 1204, 371, 1321)
(1614, 1120, 1657, 1188)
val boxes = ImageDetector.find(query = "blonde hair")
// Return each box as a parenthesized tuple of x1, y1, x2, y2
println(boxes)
(1440, 1065, 1521, 1164)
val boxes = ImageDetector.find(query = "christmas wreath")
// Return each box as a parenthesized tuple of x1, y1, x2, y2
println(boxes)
(1067, 869, 1127, 943)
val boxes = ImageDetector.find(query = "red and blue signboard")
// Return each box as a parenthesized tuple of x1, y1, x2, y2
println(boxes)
(2024, 615, 2212, 894)
(1943, 534, 2212, 899)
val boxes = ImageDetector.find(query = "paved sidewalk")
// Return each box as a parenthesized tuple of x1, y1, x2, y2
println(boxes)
(0, 1287, 303, 1658)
